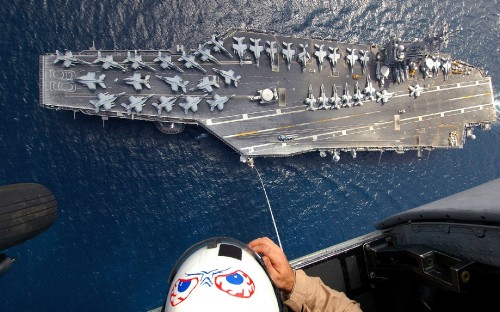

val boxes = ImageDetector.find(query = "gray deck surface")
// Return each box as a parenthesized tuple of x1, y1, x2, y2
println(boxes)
(40, 30, 496, 158)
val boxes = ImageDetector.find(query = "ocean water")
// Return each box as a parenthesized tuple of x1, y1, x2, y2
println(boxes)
(0, 0, 499, 311)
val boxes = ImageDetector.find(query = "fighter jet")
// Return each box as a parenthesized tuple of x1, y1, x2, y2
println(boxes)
(156, 75, 189, 93)
(123, 72, 151, 91)
(120, 94, 154, 115)
(423, 56, 440, 78)
(328, 47, 341, 69)
(93, 51, 127, 71)
(178, 96, 203, 115)
(440, 58, 451, 80)
(75, 72, 106, 90)
(341, 82, 352, 107)
(249, 38, 264, 67)
(152, 96, 177, 114)
(194, 44, 221, 65)
(297, 43, 310, 72)
(88, 92, 125, 113)
(212, 68, 241, 87)
(266, 41, 278, 67)
(376, 89, 394, 104)
(54, 50, 90, 68)
(205, 34, 233, 58)
(314, 44, 327, 72)
(362, 75, 377, 101)
(345, 48, 358, 74)
(232, 37, 248, 65)
(304, 85, 317, 111)
(178, 50, 207, 73)
(190, 75, 220, 93)
(317, 84, 330, 109)
(329, 85, 341, 110)
(122, 50, 156, 71)
(282, 42, 295, 70)
(352, 81, 364, 106)
(358, 50, 370, 75)
(153, 51, 184, 73)
(409, 83, 425, 98)
(206, 94, 235, 111)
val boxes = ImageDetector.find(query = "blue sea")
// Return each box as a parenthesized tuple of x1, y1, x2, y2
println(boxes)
(0, 0, 499, 311)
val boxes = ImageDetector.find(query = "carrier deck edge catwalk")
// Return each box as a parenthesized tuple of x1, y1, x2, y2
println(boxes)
(39, 26, 497, 162)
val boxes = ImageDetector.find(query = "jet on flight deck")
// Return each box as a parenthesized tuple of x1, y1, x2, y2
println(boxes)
(346, 48, 358, 74)
(249, 38, 264, 67)
(156, 75, 189, 93)
(376, 89, 394, 104)
(212, 68, 241, 87)
(89, 92, 125, 113)
(317, 84, 330, 109)
(304, 85, 317, 111)
(124, 72, 151, 91)
(265, 41, 278, 68)
(93, 51, 128, 71)
(179, 96, 203, 115)
(206, 94, 235, 111)
(152, 96, 178, 115)
(178, 51, 207, 73)
(297, 43, 310, 72)
(205, 34, 233, 58)
(122, 50, 156, 71)
(232, 37, 248, 65)
(314, 44, 327, 72)
(282, 42, 295, 70)
(75, 72, 106, 90)
(328, 47, 341, 69)
(363, 75, 377, 101)
(153, 51, 184, 73)
(194, 44, 221, 65)
(330, 85, 341, 110)
(120, 94, 154, 115)
(409, 83, 425, 98)
(54, 50, 90, 68)
(190, 76, 220, 93)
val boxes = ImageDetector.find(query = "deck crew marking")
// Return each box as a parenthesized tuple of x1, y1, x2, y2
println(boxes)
(448, 92, 491, 101)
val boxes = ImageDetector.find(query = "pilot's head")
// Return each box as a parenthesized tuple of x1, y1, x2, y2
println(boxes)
(164, 237, 282, 312)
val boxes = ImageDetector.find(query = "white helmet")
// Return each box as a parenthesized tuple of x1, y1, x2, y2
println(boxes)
(164, 237, 282, 312)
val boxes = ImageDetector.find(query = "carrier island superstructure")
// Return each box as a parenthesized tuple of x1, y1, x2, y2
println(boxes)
(39, 26, 497, 162)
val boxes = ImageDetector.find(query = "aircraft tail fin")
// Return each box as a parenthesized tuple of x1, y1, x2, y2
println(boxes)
(89, 100, 100, 113)
(206, 100, 216, 111)
(120, 103, 130, 110)
(144, 75, 151, 89)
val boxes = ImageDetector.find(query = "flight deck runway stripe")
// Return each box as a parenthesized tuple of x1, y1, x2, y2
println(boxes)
(239, 102, 493, 153)
(209, 80, 491, 126)
(224, 110, 385, 139)
(227, 89, 493, 140)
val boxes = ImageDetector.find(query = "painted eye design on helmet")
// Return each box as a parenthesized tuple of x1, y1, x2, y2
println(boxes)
(214, 270, 255, 298)
(170, 277, 199, 306)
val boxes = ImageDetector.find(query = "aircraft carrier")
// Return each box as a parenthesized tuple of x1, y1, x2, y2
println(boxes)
(39, 26, 497, 162)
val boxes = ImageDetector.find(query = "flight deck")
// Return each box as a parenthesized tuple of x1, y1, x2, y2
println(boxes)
(39, 28, 497, 162)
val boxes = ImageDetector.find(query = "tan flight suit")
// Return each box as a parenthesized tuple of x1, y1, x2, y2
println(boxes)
(284, 270, 362, 312)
